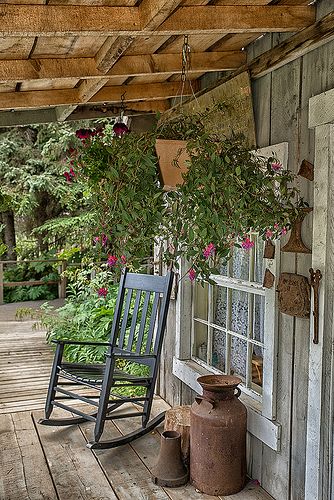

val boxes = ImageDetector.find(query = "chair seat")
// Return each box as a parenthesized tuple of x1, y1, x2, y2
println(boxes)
(60, 362, 151, 385)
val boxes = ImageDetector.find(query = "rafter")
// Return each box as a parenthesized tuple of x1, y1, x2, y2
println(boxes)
(139, 0, 182, 31)
(56, 1, 183, 121)
(0, 82, 196, 110)
(0, 52, 245, 83)
(0, 5, 315, 36)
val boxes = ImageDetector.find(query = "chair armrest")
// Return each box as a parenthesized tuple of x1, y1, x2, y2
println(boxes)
(52, 339, 111, 347)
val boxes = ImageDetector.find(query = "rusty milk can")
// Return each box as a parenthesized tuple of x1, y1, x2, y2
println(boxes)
(190, 374, 247, 496)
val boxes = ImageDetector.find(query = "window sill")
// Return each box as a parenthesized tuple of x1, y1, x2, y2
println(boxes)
(172, 357, 281, 452)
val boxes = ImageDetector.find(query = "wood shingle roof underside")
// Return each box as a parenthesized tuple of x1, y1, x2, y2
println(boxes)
(0, 1, 321, 124)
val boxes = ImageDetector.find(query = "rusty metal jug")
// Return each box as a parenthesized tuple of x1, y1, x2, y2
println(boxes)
(190, 375, 247, 496)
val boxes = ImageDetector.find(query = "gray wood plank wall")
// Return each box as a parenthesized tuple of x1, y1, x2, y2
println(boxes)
(157, 1, 334, 499)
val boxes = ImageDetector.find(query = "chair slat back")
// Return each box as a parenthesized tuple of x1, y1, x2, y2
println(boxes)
(108, 270, 173, 357)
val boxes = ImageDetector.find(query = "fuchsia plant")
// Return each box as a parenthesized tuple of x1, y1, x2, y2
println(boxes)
(65, 108, 307, 285)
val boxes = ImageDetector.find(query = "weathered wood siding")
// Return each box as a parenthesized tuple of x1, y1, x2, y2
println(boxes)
(157, 1, 334, 499)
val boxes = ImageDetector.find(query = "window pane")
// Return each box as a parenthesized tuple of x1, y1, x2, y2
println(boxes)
(253, 294, 265, 343)
(213, 286, 227, 329)
(230, 336, 247, 381)
(212, 328, 226, 371)
(194, 282, 208, 321)
(193, 320, 208, 362)
(231, 246, 249, 280)
(231, 290, 248, 336)
(252, 345, 263, 387)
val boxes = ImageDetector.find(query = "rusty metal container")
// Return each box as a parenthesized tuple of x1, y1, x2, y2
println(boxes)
(190, 375, 247, 496)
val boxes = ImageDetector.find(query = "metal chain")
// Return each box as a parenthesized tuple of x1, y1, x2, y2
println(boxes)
(181, 35, 191, 82)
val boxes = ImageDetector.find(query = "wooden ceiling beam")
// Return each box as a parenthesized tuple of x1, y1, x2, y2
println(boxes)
(166, 10, 334, 116)
(139, 0, 183, 31)
(0, 5, 315, 36)
(159, 6, 315, 34)
(0, 82, 195, 110)
(91, 81, 198, 104)
(0, 52, 245, 83)
(57, 1, 183, 121)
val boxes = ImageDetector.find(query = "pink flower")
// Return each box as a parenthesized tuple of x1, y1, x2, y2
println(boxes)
(265, 229, 273, 239)
(97, 287, 108, 298)
(274, 223, 279, 230)
(101, 234, 108, 247)
(271, 161, 282, 172)
(280, 227, 288, 236)
(241, 236, 254, 251)
(107, 255, 118, 267)
(93, 236, 100, 244)
(203, 242, 216, 259)
(188, 268, 196, 282)
(121, 255, 127, 265)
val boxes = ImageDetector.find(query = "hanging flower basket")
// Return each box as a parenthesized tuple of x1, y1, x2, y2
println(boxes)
(155, 139, 190, 191)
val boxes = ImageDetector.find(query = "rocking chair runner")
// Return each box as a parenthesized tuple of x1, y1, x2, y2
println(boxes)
(39, 269, 174, 449)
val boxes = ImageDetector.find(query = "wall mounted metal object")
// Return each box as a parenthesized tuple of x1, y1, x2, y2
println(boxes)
(277, 272, 311, 317)
(309, 268, 322, 344)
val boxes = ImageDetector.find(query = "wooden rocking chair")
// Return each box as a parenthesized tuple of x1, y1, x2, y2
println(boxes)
(39, 269, 174, 449)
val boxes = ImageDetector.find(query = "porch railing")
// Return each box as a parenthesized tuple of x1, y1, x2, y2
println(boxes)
(0, 259, 67, 305)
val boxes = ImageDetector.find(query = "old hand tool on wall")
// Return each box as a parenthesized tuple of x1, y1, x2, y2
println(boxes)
(309, 268, 322, 344)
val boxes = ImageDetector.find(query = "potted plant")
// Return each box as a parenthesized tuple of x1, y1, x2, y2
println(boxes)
(154, 103, 228, 191)
(66, 111, 307, 285)
(154, 105, 307, 282)
(66, 124, 164, 272)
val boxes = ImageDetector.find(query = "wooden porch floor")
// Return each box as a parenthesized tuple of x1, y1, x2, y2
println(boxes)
(0, 301, 272, 500)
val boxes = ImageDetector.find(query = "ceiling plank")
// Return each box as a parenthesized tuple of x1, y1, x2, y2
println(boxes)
(0, 52, 246, 82)
(0, 101, 170, 127)
(90, 81, 198, 103)
(57, 1, 183, 121)
(95, 35, 135, 74)
(58, 36, 135, 120)
(158, 6, 315, 34)
(139, 0, 182, 31)
(167, 10, 334, 115)
(0, 82, 195, 110)
(0, 5, 315, 36)
(109, 52, 245, 76)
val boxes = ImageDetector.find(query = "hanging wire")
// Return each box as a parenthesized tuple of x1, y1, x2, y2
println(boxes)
(178, 35, 200, 109)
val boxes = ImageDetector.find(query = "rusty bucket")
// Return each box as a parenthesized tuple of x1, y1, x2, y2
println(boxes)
(190, 375, 247, 496)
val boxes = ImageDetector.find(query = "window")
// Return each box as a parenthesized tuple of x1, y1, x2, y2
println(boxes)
(172, 143, 287, 450)
(192, 235, 266, 402)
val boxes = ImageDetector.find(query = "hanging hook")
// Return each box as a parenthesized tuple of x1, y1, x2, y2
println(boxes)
(120, 92, 126, 120)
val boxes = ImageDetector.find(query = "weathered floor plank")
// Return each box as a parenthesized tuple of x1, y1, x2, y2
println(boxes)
(0, 302, 273, 499)
(0, 412, 57, 500)
(34, 408, 119, 500)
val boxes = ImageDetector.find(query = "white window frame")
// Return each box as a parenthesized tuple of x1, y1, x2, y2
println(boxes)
(172, 142, 288, 451)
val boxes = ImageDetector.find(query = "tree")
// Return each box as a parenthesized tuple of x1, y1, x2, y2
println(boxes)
(0, 122, 90, 258)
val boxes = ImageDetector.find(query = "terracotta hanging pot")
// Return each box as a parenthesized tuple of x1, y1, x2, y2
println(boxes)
(155, 139, 190, 191)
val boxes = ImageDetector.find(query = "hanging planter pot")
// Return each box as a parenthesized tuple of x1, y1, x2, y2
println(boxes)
(155, 139, 190, 191)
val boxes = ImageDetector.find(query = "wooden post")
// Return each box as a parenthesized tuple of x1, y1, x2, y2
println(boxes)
(58, 260, 67, 299)
(0, 262, 3, 305)
(164, 405, 191, 466)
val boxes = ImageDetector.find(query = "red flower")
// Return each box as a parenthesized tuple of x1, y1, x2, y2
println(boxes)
(120, 254, 127, 265)
(113, 122, 129, 137)
(188, 268, 196, 282)
(64, 171, 72, 182)
(97, 287, 108, 298)
(107, 255, 118, 267)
